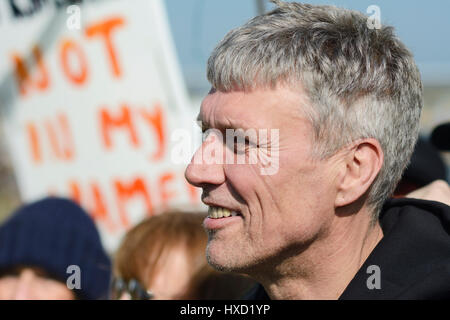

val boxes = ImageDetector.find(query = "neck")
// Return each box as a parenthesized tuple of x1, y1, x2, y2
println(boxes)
(257, 206, 383, 300)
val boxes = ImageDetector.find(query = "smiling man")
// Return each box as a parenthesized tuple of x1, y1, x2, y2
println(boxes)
(185, 1, 450, 300)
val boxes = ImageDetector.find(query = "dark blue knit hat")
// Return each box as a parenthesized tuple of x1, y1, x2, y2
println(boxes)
(0, 197, 111, 300)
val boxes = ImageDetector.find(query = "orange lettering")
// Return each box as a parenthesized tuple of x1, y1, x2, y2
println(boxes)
(57, 114, 75, 160)
(44, 113, 75, 161)
(60, 39, 88, 85)
(159, 172, 176, 207)
(90, 182, 116, 232)
(114, 177, 152, 227)
(69, 180, 116, 232)
(69, 180, 82, 204)
(141, 102, 166, 160)
(85, 17, 125, 77)
(12, 45, 49, 96)
(100, 105, 139, 149)
(26, 122, 41, 163)
(27, 113, 75, 164)
(45, 120, 61, 159)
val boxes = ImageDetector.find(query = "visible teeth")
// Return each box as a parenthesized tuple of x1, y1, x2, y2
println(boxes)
(208, 207, 234, 219)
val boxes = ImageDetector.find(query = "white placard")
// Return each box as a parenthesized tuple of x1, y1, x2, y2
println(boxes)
(0, 0, 201, 252)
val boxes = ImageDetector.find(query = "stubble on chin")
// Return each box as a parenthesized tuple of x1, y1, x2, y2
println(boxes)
(205, 234, 261, 276)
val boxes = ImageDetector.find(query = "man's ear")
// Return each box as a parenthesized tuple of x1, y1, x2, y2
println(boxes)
(335, 138, 383, 208)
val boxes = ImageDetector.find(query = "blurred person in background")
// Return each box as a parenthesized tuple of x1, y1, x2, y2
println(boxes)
(406, 179, 450, 206)
(404, 122, 450, 206)
(112, 210, 255, 300)
(395, 136, 448, 197)
(394, 136, 450, 206)
(430, 122, 450, 154)
(0, 197, 111, 300)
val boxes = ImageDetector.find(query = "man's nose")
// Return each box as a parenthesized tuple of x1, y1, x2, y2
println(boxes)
(185, 134, 226, 187)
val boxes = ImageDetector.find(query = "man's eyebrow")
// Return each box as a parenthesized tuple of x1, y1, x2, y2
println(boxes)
(196, 113, 254, 131)
(197, 119, 248, 132)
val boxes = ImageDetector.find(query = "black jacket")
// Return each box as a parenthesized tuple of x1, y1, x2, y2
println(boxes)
(244, 198, 450, 300)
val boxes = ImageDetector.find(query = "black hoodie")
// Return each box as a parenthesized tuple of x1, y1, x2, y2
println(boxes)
(244, 198, 450, 300)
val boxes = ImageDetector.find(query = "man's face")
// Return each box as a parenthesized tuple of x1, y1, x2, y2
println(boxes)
(185, 86, 341, 274)
(0, 266, 75, 300)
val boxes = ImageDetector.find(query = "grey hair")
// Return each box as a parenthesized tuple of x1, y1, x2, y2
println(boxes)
(207, 1, 423, 219)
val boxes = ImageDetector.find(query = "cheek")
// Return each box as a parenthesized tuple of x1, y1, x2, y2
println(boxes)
(151, 270, 191, 299)
(149, 251, 193, 299)
(224, 158, 307, 212)
(223, 151, 336, 241)
(0, 278, 16, 299)
(39, 280, 75, 300)
(268, 162, 337, 238)
(224, 163, 264, 197)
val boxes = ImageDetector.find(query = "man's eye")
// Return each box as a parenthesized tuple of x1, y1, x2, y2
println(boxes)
(202, 129, 211, 142)
(233, 137, 252, 154)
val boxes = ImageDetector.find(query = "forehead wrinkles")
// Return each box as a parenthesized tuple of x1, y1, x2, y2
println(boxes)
(200, 91, 282, 130)
(200, 92, 247, 129)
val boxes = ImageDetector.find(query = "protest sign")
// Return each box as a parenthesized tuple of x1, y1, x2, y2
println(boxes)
(0, 0, 200, 252)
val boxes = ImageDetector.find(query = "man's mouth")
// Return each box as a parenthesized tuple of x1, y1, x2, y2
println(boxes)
(208, 206, 241, 219)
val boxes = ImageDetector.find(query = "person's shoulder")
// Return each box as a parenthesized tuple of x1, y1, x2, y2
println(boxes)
(380, 197, 450, 256)
(383, 196, 450, 210)
(381, 197, 450, 227)
(340, 197, 450, 299)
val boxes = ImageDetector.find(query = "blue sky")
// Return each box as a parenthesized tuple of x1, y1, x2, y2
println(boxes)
(165, 0, 450, 93)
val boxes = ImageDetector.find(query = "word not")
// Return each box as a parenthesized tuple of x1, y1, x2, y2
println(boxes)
(12, 16, 125, 97)
(66, 265, 81, 290)
(366, 264, 381, 289)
